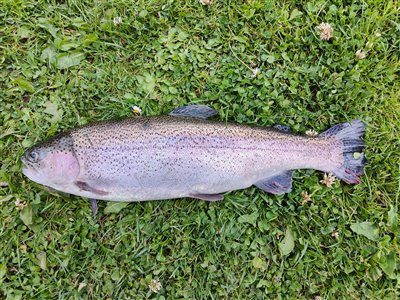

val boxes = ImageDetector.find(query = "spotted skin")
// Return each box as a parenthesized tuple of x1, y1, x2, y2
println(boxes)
(22, 116, 365, 202)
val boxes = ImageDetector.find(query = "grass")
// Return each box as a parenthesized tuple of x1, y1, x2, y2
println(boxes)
(0, 0, 399, 298)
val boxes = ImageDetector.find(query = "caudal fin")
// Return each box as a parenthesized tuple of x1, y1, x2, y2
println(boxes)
(320, 120, 367, 184)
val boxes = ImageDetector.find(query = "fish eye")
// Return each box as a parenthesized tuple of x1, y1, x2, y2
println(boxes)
(28, 151, 40, 163)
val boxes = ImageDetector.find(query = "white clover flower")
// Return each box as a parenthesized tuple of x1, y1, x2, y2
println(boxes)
(252, 67, 260, 78)
(148, 279, 162, 293)
(200, 0, 213, 5)
(113, 17, 122, 26)
(305, 129, 318, 137)
(355, 49, 367, 60)
(132, 106, 142, 116)
(301, 191, 312, 205)
(320, 173, 336, 187)
(317, 22, 334, 40)
(366, 41, 373, 49)
(15, 199, 27, 211)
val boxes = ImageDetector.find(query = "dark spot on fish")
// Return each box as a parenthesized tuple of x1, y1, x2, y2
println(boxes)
(141, 120, 151, 130)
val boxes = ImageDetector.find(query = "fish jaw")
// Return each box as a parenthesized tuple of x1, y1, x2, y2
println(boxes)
(22, 162, 39, 183)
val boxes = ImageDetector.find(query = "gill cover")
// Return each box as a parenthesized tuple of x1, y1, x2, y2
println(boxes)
(22, 134, 80, 188)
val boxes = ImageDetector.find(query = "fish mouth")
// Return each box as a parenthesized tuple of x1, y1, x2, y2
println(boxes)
(21, 165, 38, 181)
(21, 156, 28, 175)
(22, 166, 31, 177)
(21, 156, 36, 177)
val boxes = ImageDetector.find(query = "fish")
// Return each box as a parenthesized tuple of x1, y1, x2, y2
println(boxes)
(21, 105, 366, 213)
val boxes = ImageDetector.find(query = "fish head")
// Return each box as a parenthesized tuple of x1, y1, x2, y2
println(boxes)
(21, 134, 80, 190)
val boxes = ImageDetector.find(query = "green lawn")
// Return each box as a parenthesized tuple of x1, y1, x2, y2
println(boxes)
(1, 0, 399, 298)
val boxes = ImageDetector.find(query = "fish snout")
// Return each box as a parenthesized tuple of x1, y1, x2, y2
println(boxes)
(21, 154, 37, 178)
(21, 155, 27, 165)
(21, 155, 28, 174)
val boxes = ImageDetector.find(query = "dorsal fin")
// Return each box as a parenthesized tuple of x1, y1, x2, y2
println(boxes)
(273, 124, 291, 133)
(169, 105, 217, 119)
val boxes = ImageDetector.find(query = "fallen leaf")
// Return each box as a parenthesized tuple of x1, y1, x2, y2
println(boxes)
(82, 33, 98, 47)
(44, 101, 63, 123)
(18, 27, 31, 40)
(57, 39, 80, 51)
(38, 18, 59, 38)
(279, 227, 295, 256)
(388, 205, 397, 230)
(0, 264, 6, 281)
(37, 252, 47, 270)
(252, 257, 266, 269)
(289, 9, 303, 20)
(379, 252, 396, 279)
(56, 52, 85, 69)
(237, 212, 259, 226)
(41, 46, 57, 64)
(0, 195, 14, 203)
(20, 204, 32, 226)
(78, 282, 87, 292)
(350, 222, 379, 241)
(13, 77, 34, 93)
(104, 202, 129, 214)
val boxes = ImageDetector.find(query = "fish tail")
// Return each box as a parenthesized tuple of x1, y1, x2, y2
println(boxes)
(320, 120, 367, 184)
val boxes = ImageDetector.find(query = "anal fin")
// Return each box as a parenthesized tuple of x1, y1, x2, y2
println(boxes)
(169, 105, 217, 119)
(189, 193, 224, 201)
(255, 171, 293, 195)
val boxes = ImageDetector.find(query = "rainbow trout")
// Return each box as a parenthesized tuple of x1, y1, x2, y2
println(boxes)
(22, 105, 366, 212)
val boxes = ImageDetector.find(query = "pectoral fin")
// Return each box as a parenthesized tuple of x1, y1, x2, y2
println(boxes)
(190, 193, 224, 201)
(169, 105, 217, 119)
(75, 181, 109, 196)
(255, 171, 293, 195)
